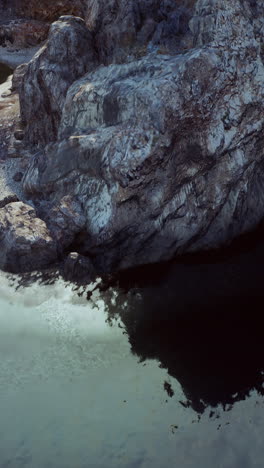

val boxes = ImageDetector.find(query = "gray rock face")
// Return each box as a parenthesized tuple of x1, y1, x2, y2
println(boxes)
(19, 15, 97, 146)
(84, 0, 195, 64)
(12, 63, 28, 92)
(0, 20, 49, 48)
(0, 0, 85, 22)
(36, 195, 86, 249)
(0, 202, 57, 272)
(17, 0, 264, 274)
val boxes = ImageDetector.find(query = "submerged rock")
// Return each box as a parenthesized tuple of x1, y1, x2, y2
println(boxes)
(0, 201, 57, 272)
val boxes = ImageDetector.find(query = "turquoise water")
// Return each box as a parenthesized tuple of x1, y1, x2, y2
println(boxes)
(0, 256, 263, 468)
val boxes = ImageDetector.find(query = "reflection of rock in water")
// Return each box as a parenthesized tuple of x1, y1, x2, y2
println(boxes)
(105, 234, 264, 413)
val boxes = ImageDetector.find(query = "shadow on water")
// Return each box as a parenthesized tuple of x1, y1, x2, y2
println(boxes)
(105, 228, 264, 414)
(8, 225, 264, 415)
(0, 62, 12, 84)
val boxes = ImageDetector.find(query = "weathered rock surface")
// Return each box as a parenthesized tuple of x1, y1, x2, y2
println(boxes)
(35, 195, 86, 249)
(11, 63, 27, 92)
(0, 19, 49, 48)
(84, 0, 195, 64)
(1, 0, 195, 65)
(0, 0, 85, 22)
(0, 202, 57, 272)
(19, 15, 97, 146)
(10, 0, 264, 272)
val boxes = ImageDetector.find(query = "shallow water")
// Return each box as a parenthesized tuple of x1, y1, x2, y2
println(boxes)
(0, 235, 264, 468)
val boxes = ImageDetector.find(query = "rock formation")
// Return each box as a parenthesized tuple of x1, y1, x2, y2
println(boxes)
(19, 15, 97, 145)
(0, 202, 57, 272)
(0, 0, 85, 22)
(0, 20, 49, 49)
(1, 0, 264, 274)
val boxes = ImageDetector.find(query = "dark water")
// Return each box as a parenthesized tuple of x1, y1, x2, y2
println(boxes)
(0, 62, 12, 84)
(0, 232, 264, 467)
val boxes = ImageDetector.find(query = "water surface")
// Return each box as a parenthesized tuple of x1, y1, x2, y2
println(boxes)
(0, 235, 264, 467)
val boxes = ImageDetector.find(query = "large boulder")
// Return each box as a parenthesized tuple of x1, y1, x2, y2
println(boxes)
(1, 0, 195, 64)
(0, 202, 57, 272)
(35, 195, 86, 249)
(19, 15, 97, 146)
(84, 0, 195, 64)
(21, 0, 264, 274)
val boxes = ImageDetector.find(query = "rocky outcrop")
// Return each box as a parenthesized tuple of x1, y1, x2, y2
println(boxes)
(0, 202, 57, 272)
(1, 0, 195, 64)
(0, 0, 85, 22)
(11, 0, 264, 275)
(83, 0, 195, 64)
(11, 63, 27, 92)
(0, 20, 49, 48)
(19, 15, 97, 146)
(36, 195, 86, 249)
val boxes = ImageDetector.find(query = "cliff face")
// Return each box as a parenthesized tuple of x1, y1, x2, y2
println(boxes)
(3, 0, 264, 274)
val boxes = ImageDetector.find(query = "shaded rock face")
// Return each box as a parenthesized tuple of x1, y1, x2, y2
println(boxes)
(84, 0, 196, 64)
(63, 252, 96, 283)
(0, 202, 57, 273)
(19, 16, 97, 146)
(0, 0, 85, 22)
(18, 0, 264, 274)
(12, 63, 27, 92)
(0, 20, 49, 48)
(1, 0, 196, 62)
(35, 195, 86, 249)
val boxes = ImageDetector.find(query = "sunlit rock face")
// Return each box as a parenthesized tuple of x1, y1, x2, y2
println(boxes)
(19, 15, 97, 146)
(0, 202, 57, 272)
(17, 0, 264, 273)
